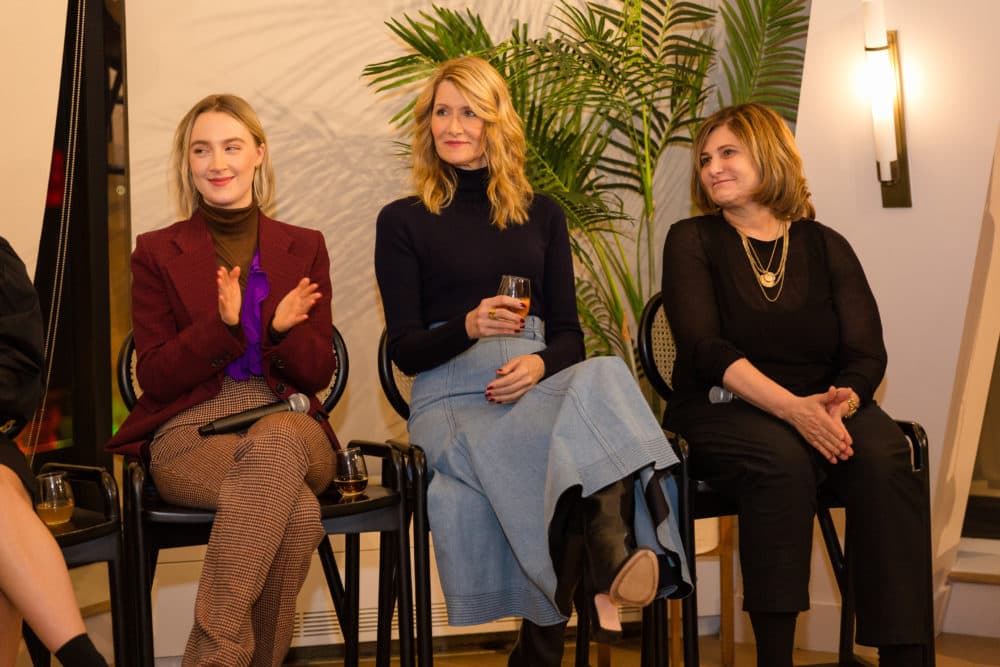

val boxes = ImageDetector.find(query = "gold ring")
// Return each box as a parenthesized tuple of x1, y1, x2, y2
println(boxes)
(488, 309, 496, 320)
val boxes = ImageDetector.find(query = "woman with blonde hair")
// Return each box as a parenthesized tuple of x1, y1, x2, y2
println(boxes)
(375, 56, 689, 665)
(107, 93, 339, 666)
(662, 103, 932, 666)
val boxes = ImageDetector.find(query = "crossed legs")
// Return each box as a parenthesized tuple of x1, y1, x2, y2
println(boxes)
(0, 466, 91, 665)
(151, 411, 334, 667)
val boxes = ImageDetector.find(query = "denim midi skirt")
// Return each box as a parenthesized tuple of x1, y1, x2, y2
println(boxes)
(408, 317, 691, 627)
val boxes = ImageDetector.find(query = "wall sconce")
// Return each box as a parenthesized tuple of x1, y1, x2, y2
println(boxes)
(863, 0, 911, 207)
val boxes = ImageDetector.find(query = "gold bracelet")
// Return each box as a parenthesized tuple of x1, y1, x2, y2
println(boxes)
(844, 395, 859, 419)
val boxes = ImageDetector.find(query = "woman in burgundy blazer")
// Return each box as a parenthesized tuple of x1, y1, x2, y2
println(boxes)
(106, 94, 339, 667)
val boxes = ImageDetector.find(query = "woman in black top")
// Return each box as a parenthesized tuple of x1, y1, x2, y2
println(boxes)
(376, 56, 689, 666)
(661, 103, 931, 666)
(0, 237, 107, 665)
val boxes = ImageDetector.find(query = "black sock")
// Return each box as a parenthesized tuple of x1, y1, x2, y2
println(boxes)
(54, 634, 108, 667)
(749, 611, 797, 667)
(879, 643, 925, 666)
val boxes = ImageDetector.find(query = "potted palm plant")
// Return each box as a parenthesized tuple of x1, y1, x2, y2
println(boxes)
(363, 0, 808, 375)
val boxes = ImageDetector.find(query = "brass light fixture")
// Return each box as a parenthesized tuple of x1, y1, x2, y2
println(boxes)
(863, 0, 911, 207)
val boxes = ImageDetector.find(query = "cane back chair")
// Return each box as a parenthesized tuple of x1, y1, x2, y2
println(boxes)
(637, 291, 936, 667)
(117, 326, 417, 667)
(376, 328, 672, 667)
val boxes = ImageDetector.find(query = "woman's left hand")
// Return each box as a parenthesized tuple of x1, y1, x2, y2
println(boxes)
(272, 277, 322, 334)
(485, 354, 545, 404)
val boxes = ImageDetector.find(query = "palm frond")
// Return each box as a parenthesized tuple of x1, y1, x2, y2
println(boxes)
(717, 0, 809, 120)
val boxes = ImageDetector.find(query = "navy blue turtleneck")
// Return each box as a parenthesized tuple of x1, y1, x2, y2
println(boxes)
(375, 167, 584, 377)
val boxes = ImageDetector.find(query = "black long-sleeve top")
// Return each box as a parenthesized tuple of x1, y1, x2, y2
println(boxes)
(661, 214, 886, 417)
(375, 167, 584, 377)
(0, 237, 44, 433)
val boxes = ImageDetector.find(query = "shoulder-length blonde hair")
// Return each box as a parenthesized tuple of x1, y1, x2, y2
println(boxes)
(411, 56, 532, 229)
(169, 94, 276, 218)
(691, 103, 816, 221)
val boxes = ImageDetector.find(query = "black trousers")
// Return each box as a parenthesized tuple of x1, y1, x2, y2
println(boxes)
(672, 399, 930, 646)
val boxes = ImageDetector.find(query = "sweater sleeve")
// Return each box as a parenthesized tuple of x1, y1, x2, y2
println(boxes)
(822, 227, 887, 404)
(661, 218, 746, 388)
(374, 204, 475, 375)
(0, 237, 44, 426)
(535, 200, 584, 377)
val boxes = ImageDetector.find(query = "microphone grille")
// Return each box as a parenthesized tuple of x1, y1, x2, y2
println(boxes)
(288, 393, 310, 412)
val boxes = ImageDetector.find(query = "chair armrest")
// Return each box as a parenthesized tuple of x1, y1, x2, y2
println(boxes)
(894, 420, 929, 473)
(39, 462, 120, 521)
(347, 439, 405, 492)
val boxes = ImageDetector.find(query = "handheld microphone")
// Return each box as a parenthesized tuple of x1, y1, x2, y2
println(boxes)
(198, 393, 310, 436)
(708, 386, 735, 404)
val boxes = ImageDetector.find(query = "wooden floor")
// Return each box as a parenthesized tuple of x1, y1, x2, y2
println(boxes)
(339, 633, 1000, 667)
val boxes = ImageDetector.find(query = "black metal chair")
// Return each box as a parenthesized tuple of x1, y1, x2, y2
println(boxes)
(22, 462, 129, 666)
(117, 326, 415, 667)
(376, 328, 670, 667)
(637, 290, 936, 667)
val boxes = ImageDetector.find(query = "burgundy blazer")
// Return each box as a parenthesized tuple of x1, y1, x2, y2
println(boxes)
(106, 210, 339, 457)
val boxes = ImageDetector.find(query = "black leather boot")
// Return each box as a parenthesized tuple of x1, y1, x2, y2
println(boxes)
(584, 478, 658, 611)
(507, 619, 567, 667)
(507, 487, 585, 666)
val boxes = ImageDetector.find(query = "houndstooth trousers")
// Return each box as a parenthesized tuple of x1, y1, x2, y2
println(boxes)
(150, 377, 335, 667)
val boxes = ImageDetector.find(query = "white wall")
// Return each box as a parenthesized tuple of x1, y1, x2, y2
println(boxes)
(794, 0, 1000, 636)
(1, 4, 66, 276)
(126, 0, 561, 449)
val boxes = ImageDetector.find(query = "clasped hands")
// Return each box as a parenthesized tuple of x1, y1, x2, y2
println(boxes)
(217, 266, 321, 333)
(465, 295, 543, 404)
(784, 386, 857, 464)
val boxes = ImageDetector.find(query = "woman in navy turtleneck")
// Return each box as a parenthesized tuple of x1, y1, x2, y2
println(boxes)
(107, 94, 338, 666)
(375, 57, 690, 666)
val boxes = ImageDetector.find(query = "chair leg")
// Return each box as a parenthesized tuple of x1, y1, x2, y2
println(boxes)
(412, 481, 433, 666)
(641, 598, 668, 667)
(395, 520, 416, 667)
(375, 536, 396, 667)
(22, 622, 49, 667)
(318, 537, 349, 655)
(108, 551, 130, 667)
(719, 516, 736, 667)
(344, 533, 361, 667)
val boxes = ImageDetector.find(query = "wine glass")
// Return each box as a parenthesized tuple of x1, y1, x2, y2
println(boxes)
(36, 471, 75, 526)
(497, 275, 531, 317)
(335, 447, 369, 499)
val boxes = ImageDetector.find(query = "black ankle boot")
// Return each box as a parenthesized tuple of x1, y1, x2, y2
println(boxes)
(507, 619, 567, 667)
(878, 643, 927, 666)
(584, 478, 658, 605)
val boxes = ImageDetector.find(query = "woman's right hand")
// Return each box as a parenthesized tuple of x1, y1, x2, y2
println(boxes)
(465, 295, 526, 339)
(782, 387, 854, 463)
(217, 266, 242, 326)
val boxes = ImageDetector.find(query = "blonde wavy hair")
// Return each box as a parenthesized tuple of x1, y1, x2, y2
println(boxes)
(411, 56, 532, 229)
(169, 94, 276, 218)
(691, 103, 816, 221)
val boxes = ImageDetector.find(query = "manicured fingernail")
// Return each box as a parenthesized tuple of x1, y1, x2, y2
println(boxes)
(519, 318, 525, 324)
(519, 302, 526, 309)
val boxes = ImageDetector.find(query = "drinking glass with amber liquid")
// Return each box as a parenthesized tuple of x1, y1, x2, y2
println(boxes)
(497, 275, 531, 317)
(36, 471, 75, 526)
(335, 447, 369, 498)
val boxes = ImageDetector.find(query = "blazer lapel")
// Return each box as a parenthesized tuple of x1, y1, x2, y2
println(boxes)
(163, 212, 219, 324)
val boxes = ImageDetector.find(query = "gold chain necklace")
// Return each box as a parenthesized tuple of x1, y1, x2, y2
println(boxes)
(736, 221, 789, 302)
